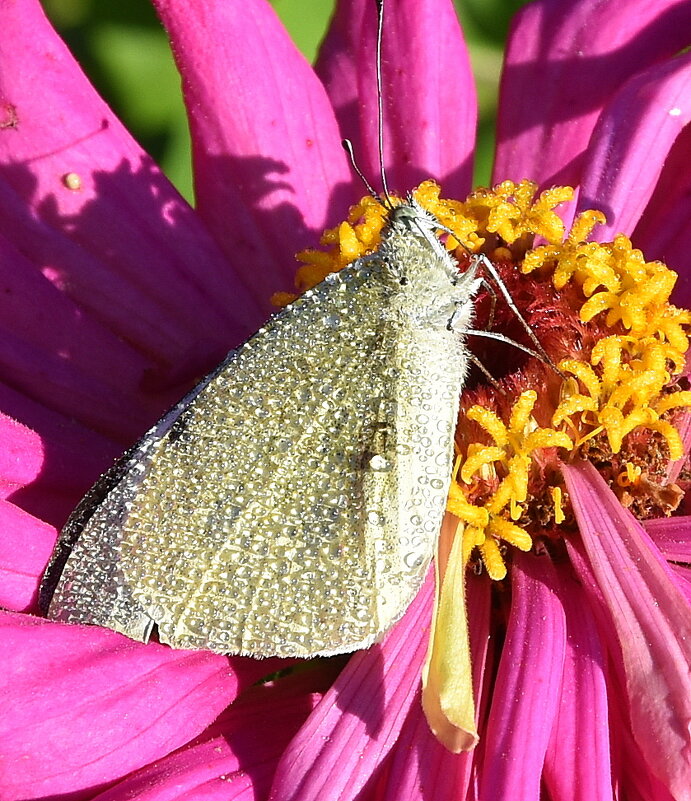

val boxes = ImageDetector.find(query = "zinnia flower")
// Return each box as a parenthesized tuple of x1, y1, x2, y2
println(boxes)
(2, 1, 691, 800)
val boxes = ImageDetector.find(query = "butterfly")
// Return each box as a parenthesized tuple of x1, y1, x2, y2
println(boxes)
(40, 198, 483, 658)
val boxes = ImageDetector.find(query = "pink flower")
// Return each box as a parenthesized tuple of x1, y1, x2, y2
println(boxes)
(2, 0, 691, 800)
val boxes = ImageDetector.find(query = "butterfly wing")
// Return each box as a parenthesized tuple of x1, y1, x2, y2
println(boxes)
(43, 244, 467, 657)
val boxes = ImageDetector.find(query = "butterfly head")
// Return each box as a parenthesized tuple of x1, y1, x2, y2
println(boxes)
(385, 197, 441, 237)
(374, 198, 481, 333)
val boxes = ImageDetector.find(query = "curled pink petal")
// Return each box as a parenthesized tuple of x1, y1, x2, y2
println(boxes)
(495, 0, 691, 188)
(543, 563, 612, 801)
(563, 460, 691, 799)
(479, 551, 566, 800)
(0, 389, 119, 530)
(154, 0, 352, 310)
(269, 573, 433, 801)
(577, 53, 691, 241)
(0, 611, 280, 799)
(317, 0, 477, 198)
(633, 123, 691, 305)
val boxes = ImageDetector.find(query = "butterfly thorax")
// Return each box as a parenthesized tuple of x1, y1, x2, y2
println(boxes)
(377, 201, 480, 335)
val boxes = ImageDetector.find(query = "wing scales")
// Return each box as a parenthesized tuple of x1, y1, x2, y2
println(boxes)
(44, 223, 470, 658)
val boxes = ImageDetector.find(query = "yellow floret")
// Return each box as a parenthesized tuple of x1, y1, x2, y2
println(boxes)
(283, 179, 691, 581)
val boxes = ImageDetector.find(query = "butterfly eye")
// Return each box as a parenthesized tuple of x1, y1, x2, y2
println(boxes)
(399, 276, 409, 286)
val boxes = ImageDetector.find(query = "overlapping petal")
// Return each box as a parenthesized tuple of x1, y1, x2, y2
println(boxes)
(154, 0, 353, 312)
(646, 516, 691, 564)
(543, 563, 612, 801)
(495, 0, 691, 189)
(0, 1, 690, 800)
(90, 670, 334, 801)
(0, 501, 56, 611)
(0, 0, 266, 465)
(564, 460, 691, 800)
(0, 612, 277, 799)
(378, 578, 491, 801)
(478, 551, 566, 800)
(269, 574, 433, 801)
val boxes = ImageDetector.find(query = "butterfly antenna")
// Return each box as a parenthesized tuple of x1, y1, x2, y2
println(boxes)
(342, 139, 379, 200)
(375, 0, 394, 209)
(473, 253, 565, 378)
(341, 0, 394, 212)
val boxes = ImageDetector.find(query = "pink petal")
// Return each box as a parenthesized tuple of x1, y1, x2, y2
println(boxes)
(0, 412, 45, 494)
(154, 0, 352, 309)
(0, 0, 260, 379)
(91, 670, 333, 801)
(543, 563, 613, 801)
(576, 53, 691, 241)
(0, 390, 119, 520)
(563, 459, 691, 800)
(0, 232, 162, 435)
(608, 684, 677, 801)
(0, 399, 121, 616)
(633, 124, 691, 306)
(479, 550, 566, 801)
(494, 0, 691, 188)
(312, 0, 366, 172)
(0, 501, 56, 611)
(316, 0, 477, 198)
(644, 516, 691, 563)
(0, 256, 161, 440)
(1, 611, 278, 799)
(269, 573, 434, 801)
(378, 577, 491, 801)
(568, 541, 684, 799)
(670, 565, 691, 606)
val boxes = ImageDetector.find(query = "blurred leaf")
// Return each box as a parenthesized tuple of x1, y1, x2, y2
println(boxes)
(271, 0, 334, 62)
(90, 24, 192, 198)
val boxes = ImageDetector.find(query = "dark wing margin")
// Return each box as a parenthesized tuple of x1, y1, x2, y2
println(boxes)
(38, 354, 233, 626)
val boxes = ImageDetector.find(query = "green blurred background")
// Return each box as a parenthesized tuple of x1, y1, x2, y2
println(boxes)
(44, 0, 531, 202)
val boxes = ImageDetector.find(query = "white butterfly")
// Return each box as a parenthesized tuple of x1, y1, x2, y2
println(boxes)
(41, 198, 481, 657)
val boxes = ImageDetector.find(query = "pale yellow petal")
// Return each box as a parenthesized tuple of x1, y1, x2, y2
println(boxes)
(422, 517, 478, 753)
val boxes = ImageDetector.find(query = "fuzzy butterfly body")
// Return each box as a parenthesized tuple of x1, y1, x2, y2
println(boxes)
(41, 201, 481, 657)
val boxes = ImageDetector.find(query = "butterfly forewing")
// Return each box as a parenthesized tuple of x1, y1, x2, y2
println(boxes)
(44, 208, 473, 658)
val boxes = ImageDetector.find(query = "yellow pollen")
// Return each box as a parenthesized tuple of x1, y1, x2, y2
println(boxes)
(550, 486, 565, 524)
(451, 187, 690, 578)
(285, 179, 691, 581)
(453, 390, 572, 576)
(276, 179, 576, 304)
(616, 463, 642, 487)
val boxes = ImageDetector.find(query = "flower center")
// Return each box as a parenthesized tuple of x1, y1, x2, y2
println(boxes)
(281, 180, 691, 581)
